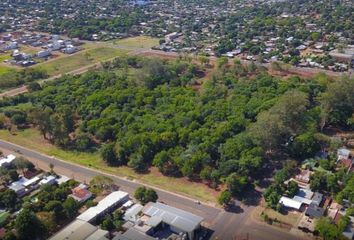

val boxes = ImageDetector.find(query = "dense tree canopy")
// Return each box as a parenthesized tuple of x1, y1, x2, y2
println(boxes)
(1, 56, 352, 194)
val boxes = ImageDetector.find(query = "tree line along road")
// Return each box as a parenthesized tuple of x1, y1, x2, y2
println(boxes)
(0, 139, 306, 240)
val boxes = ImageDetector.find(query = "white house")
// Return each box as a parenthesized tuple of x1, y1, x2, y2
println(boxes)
(0, 154, 16, 168)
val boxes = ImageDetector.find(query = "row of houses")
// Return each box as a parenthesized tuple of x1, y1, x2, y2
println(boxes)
(279, 147, 354, 238)
(50, 190, 204, 240)
(0, 31, 80, 67)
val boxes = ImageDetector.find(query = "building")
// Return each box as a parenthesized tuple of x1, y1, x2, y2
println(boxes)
(279, 196, 303, 210)
(37, 50, 51, 58)
(70, 184, 92, 203)
(295, 169, 311, 184)
(123, 204, 143, 222)
(49, 219, 109, 240)
(311, 192, 323, 206)
(114, 228, 157, 240)
(0, 154, 16, 168)
(39, 175, 56, 185)
(305, 203, 325, 219)
(142, 202, 204, 240)
(8, 177, 29, 197)
(337, 148, 352, 161)
(77, 191, 129, 223)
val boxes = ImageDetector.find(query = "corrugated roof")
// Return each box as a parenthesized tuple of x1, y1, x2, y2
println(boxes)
(123, 204, 143, 222)
(143, 202, 203, 232)
(49, 219, 108, 240)
(77, 191, 128, 222)
(279, 196, 302, 210)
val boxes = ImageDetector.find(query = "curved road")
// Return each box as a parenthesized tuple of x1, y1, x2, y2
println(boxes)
(0, 139, 305, 240)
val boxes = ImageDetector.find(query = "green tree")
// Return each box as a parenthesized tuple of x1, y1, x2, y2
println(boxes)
(0, 189, 17, 210)
(15, 208, 46, 240)
(287, 181, 299, 198)
(226, 173, 248, 197)
(100, 143, 117, 166)
(218, 190, 232, 206)
(101, 216, 115, 231)
(63, 197, 79, 219)
(315, 217, 343, 240)
(44, 200, 65, 220)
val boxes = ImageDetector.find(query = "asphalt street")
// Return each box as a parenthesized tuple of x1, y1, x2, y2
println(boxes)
(0, 140, 305, 240)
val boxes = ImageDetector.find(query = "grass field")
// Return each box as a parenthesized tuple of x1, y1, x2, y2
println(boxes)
(112, 36, 160, 49)
(0, 65, 13, 75)
(0, 211, 9, 226)
(0, 129, 218, 203)
(33, 46, 128, 76)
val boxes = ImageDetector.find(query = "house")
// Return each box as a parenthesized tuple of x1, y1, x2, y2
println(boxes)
(295, 169, 311, 184)
(305, 203, 325, 219)
(0, 154, 16, 168)
(311, 192, 323, 206)
(123, 204, 143, 222)
(337, 158, 353, 173)
(8, 177, 28, 197)
(62, 46, 77, 54)
(22, 176, 41, 190)
(49, 219, 109, 240)
(328, 202, 341, 221)
(37, 50, 51, 58)
(337, 148, 352, 161)
(39, 175, 56, 186)
(77, 191, 129, 223)
(70, 184, 92, 203)
(56, 175, 70, 185)
(297, 188, 314, 200)
(279, 196, 303, 210)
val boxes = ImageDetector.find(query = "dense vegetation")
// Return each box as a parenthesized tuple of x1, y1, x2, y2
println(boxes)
(0, 56, 353, 200)
(0, 68, 48, 91)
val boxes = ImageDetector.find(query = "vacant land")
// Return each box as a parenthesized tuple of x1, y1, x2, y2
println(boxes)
(34, 47, 128, 76)
(254, 204, 301, 228)
(0, 128, 218, 203)
(112, 36, 160, 49)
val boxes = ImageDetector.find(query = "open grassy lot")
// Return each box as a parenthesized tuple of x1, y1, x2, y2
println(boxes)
(33, 46, 128, 76)
(0, 129, 218, 203)
(0, 65, 13, 75)
(0, 54, 11, 62)
(112, 36, 160, 49)
(254, 205, 301, 227)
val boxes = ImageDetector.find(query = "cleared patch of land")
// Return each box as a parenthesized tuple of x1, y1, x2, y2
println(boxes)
(112, 36, 160, 49)
(253, 205, 301, 228)
(33, 46, 128, 76)
(0, 128, 218, 203)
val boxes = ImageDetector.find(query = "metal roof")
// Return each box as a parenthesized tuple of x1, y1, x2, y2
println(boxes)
(113, 228, 157, 240)
(123, 204, 143, 222)
(292, 196, 312, 205)
(143, 202, 203, 232)
(77, 191, 128, 222)
(279, 196, 302, 210)
(49, 219, 108, 240)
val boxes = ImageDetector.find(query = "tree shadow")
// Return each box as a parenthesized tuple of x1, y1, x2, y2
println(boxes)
(225, 204, 244, 214)
(241, 188, 263, 207)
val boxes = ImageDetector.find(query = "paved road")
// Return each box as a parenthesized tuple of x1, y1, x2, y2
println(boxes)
(0, 140, 305, 240)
